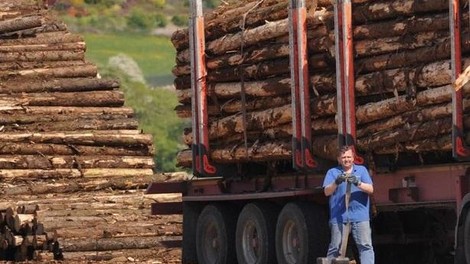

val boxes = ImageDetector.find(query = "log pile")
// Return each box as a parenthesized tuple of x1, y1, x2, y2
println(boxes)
(0, 0, 155, 179)
(0, 184, 183, 263)
(0, 1, 182, 262)
(172, 0, 470, 169)
(0, 204, 62, 261)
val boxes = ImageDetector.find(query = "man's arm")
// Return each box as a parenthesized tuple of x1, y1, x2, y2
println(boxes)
(356, 181, 373, 195)
(324, 182, 338, 196)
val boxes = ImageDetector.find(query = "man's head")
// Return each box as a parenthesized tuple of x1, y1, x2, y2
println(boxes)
(337, 145, 354, 170)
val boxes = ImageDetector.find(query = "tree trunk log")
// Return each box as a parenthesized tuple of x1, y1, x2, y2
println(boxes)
(0, 142, 154, 156)
(59, 236, 174, 252)
(0, 41, 85, 52)
(176, 77, 291, 102)
(0, 90, 124, 107)
(0, 173, 155, 196)
(1, 50, 84, 62)
(0, 77, 119, 94)
(0, 63, 98, 79)
(0, 155, 154, 170)
(0, 106, 133, 117)
(0, 168, 154, 181)
(0, 131, 153, 146)
(2, 118, 138, 132)
(0, 15, 42, 33)
(0, 31, 83, 46)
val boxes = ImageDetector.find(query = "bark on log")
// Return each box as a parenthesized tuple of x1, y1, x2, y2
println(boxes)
(0, 106, 133, 117)
(353, 12, 469, 40)
(0, 77, 119, 94)
(171, 0, 292, 50)
(0, 155, 154, 170)
(176, 95, 292, 118)
(0, 31, 83, 46)
(0, 60, 84, 73)
(2, 118, 138, 132)
(356, 29, 470, 74)
(0, 15, 42, 33)
(0, 63, 98, 79)
(352, 0, 449, 24)
(185, 81, 462, 142)
(176, 77, 291, 102)
(0, 50, 85, 62)
(61, 249, 152, 262)
(0, 42, 85, 52)
(176, 26, 455, 67)
(175, 57, 470, 94)
(172, 0, 451, 50)
(0, 90, 124, 107)
(0, 112, 133, 125)
(0, 131, 153, 146)
(356, 117, 454, 150)
(0, 142, 154, 156)
(177, 108, 470, 166)
(3, 19, 67, 39)
(60, 236, 179, 252)
(0, 168, 154, 181)
(0, 173, 155, 196)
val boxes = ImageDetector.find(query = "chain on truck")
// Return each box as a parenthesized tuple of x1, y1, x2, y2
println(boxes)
(147, 0, 470, 263)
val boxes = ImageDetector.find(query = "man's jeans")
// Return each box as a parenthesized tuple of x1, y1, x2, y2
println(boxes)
(326, 221, 375, 264)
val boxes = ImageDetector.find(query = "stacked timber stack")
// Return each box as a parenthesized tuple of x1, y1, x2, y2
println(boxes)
(173, 0, 470, 169)
(0, 187, 183, 263)
(0, 204, 61, 261)
(0, 1, 182, 262)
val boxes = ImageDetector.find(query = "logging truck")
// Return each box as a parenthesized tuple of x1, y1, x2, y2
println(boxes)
(147, 0, 470, 263)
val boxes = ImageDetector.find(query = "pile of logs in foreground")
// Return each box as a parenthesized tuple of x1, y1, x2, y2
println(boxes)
(0, 204, 62, 261)
(173, 0, 470, 168)
(0, 186, 183, 263)
(0, 0, 155, 181)
(0, 1, 182, 262)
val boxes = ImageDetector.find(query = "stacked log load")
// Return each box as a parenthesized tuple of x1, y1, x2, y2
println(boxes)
(173, 0, 470, 168)
(0, 1, 182, 262)
(0, 204, 62, 261)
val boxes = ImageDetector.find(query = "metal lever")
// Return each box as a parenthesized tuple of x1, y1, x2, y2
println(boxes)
(190, 0, 216, 176)
(289, 0, 316, 171)
(334, 0, 363, 164)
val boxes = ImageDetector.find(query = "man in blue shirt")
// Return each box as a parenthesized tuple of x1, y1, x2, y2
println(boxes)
(322, 145, 374, 264)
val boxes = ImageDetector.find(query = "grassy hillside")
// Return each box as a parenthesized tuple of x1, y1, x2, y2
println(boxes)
(51, 2, 192, 172)
(83, 33, 176, 86)
(81, 33, 185, 172)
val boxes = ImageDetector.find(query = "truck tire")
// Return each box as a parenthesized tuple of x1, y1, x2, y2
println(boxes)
(455, 194, 470, 264)
(235, 202, 279, 264)
(463, 211, 470, 264)
(275, 202, 329, 264)
(196, 204, 237, 264)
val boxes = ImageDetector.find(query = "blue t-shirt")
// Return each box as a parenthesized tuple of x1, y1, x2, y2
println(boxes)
(322, 164, 372, 224)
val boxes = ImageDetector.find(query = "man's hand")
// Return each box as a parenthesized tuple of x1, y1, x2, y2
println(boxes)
(347, 175, 361, 186)
(335, 173, 347, 185)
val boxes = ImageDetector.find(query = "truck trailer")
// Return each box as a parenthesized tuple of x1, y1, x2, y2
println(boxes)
(147, 0, 470, 263)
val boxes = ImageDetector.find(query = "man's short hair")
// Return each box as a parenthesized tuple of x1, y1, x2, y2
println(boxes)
(338, 145, 354, 157)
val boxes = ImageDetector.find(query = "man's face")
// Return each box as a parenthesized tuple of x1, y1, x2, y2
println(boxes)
(338, 149, 354, 170)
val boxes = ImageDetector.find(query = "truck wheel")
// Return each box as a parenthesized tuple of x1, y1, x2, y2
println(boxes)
(455, 208, 470, 264)
(196, 204, 236, 264)
(275, 202, 329, 264)
(236, 202, 279, 264)
(464, 210, 470, 263)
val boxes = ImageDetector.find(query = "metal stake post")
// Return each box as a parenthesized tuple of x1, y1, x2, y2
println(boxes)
(189, 0, 216, 176)
(289, 0, 316, 171)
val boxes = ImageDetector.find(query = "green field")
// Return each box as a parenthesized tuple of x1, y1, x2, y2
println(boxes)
(82, 33, 176, 87)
